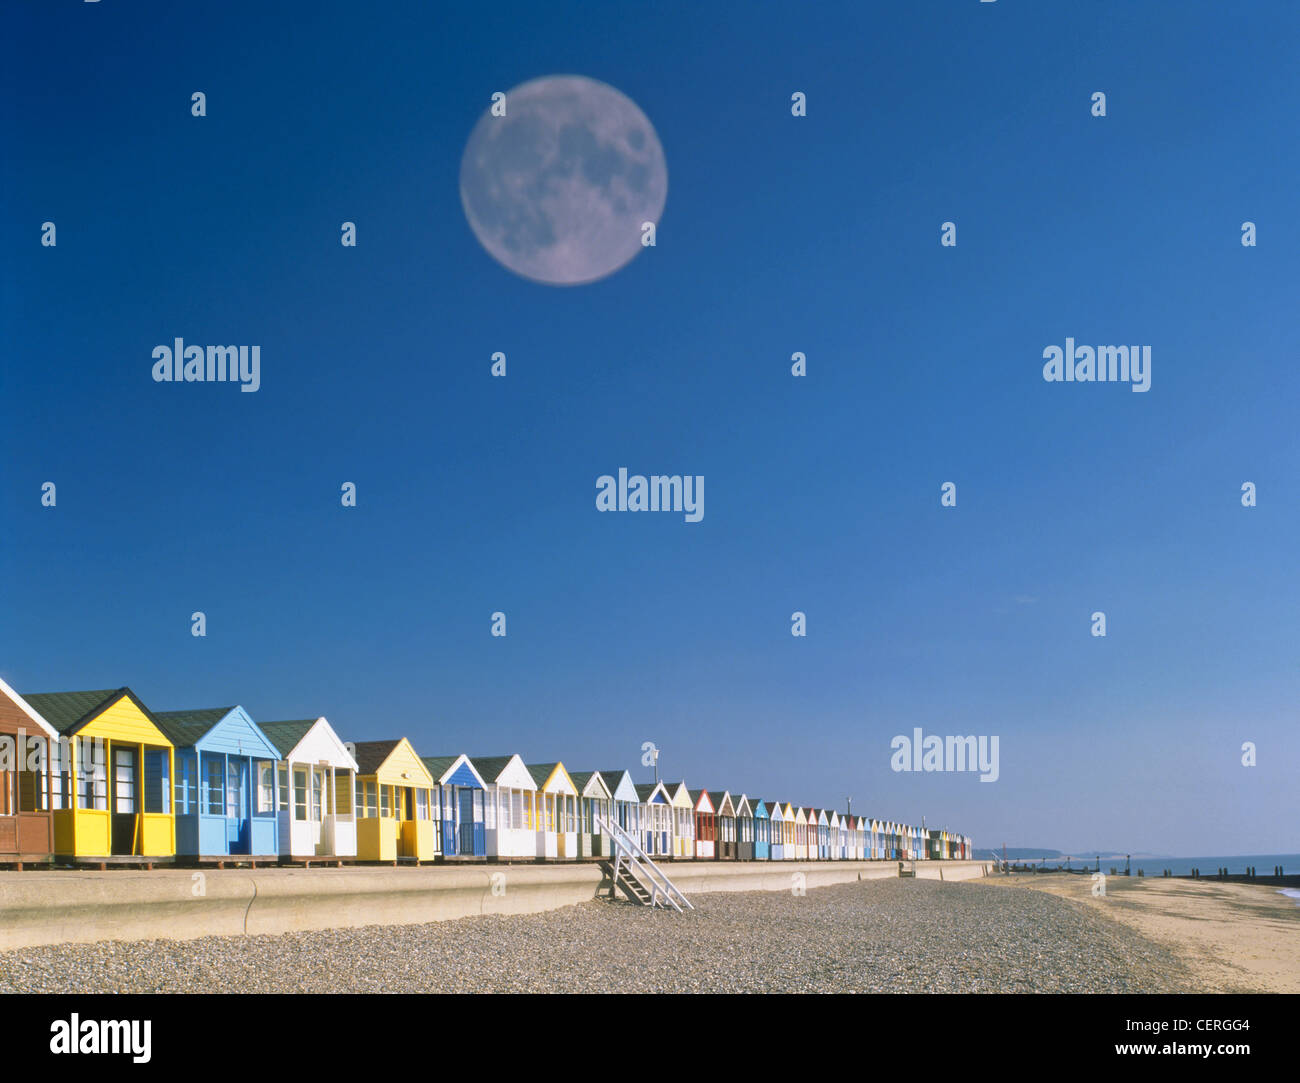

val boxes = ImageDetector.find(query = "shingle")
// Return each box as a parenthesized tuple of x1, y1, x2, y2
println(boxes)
(526, 762, 560, 788)
(153, 707, 235, 748)
(259, 719, 319, 757)
(467, 756, 513, 781)
(420, 755, 459, 780)
(351, 740, 401, 776)
(20, 690, 123, 734)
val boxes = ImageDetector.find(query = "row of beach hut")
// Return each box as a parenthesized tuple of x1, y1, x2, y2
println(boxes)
(0, 680, 972, 866)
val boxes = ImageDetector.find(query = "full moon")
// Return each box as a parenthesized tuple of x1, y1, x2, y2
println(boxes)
(459, 75, 668, 286)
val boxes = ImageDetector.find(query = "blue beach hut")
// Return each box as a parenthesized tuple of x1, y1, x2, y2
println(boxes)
(422, 754, 487, 858)
(634, 781, 673, 857)
(751, 797, 770, 861)
(154, 706, 281, 862)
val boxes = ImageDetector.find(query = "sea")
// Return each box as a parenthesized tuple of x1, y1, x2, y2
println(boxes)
(1029, 853, 1300, 877)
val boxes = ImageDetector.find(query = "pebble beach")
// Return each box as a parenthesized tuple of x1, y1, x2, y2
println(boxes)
(0, 878, 1193, 994)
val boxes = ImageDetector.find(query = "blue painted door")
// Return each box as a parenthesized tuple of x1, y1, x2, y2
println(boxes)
(458, 788, 475, 854)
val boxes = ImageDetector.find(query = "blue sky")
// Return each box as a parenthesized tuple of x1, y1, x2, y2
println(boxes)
(2, 1, 1297, 856)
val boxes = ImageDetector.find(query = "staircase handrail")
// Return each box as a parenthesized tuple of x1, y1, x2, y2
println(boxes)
(596, 814, 694, 911)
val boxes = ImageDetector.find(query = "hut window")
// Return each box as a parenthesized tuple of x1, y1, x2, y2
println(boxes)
(364, 781, 377, 818)
(278, 765, 288, 811)
(113, 748, 138, 814)
(15, 763, 38, 811)
(143, 750, 169, 814)
(311, 771, 323, 821)
(205, 757, 224, 815)
(511, 789, 523, 830)
(293, 769, 308, 821)
(416, 788, 428, 820)
(79, 740, 108, 811)
(380, 785, 391, 818)
(174, 756, 188, 815)
(226, 762, 241, 818)
(257, 763, 274, 813)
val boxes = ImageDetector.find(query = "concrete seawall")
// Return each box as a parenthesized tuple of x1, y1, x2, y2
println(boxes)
(0, 860, 991, 950)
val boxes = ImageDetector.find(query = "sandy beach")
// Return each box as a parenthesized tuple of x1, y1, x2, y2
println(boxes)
(984, 872, 1300, 993)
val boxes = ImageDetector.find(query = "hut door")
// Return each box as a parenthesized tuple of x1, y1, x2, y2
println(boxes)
(110, 745, 138, 855)
(457, 788, 474, 854)
(229, 760, 251, 854)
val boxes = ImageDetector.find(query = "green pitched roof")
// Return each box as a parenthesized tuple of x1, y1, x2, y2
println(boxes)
(568, 770, 594, 790)
(634, 783, 660, 801)
(420, 755, 459, 779)
(351, 740, 402, 776)
(259, 719, 319, 757)
(21, 689, 130, 734)
(467, 755, 514, 782)
(153, 707, 236, 748)
(526, 762, 561, 787)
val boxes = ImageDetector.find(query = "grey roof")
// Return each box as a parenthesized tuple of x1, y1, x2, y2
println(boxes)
(153, 707, 236, 748)
(526, 763, 561, 787)
(467, 756, 514, 781)
(420, 755, 459, 779)
(259, 719, 319, 757)
(351, 740, 402, 776)
(21, 689, 128, 734)
(708, 790, 732, 813)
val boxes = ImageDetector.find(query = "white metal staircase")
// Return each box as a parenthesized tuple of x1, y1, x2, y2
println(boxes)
(595, 814, 693, 912)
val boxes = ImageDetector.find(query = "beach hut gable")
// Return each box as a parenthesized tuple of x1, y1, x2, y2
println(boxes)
(0, 677, 58, 741)
(24, 688, 168, 746)
(262, 718, 360, 772)
(352, 738, 435, 788)
(422, 753, 487, 790)
(471, 754, 535, 790)
(155, 705, 279, 760)
(599, 770, 639, 804)
(527, 762, 577, 795)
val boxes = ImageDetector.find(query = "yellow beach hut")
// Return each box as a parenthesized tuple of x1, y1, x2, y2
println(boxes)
(526, 762, 579, 859)
(22, 688, 175, 862)
(351, 738, 438, 863)
(666, 781, 695, 859)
